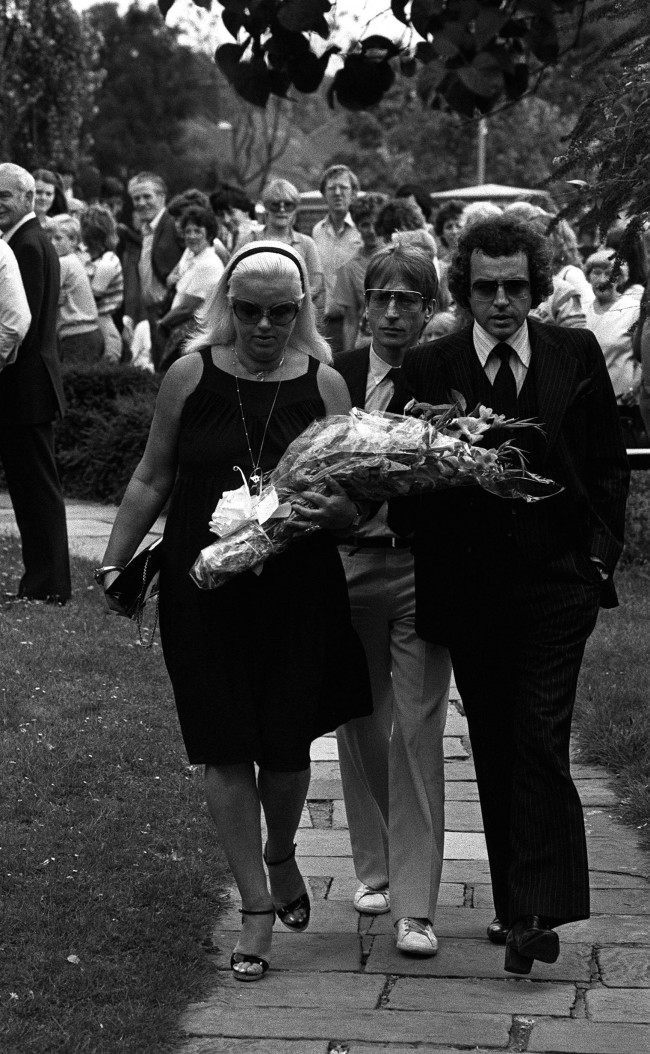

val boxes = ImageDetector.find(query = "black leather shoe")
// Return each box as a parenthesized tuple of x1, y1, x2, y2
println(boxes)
(486, 917, 508, 945)
(505, 915, 559, 975)
(2, 592, 67, 606)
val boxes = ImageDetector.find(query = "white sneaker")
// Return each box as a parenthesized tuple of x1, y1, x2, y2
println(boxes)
(353, 884, 390, 915)
(395, 917, 438, 957)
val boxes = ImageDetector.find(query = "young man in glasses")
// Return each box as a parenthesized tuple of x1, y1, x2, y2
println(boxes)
(312, 165, 362, 356)
(334, 244, 453, 957)
(393, 216, 629, 974)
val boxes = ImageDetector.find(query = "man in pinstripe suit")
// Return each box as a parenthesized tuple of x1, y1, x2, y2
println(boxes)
(394, 217, 629, 974)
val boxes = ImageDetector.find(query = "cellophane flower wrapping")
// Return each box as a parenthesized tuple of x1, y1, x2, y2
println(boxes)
(190, 406, 561, 590)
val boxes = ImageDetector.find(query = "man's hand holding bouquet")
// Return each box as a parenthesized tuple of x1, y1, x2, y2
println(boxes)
(190, 397, 561, 590)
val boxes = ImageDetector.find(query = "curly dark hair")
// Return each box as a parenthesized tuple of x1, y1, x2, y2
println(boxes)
(349, 192, 386, 226)
(209, 182, 256, 219)
(179, 205, 218, 242)
(448, 217, 553, 310)
(433, 200, 465, 242)
(80, 203, 118, 255)
(168, 188, 210, 217)
(375, 198, 425, 240)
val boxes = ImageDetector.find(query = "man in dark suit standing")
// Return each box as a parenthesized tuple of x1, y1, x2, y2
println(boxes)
(396, 217, 629, 973)
(124, 172, 184, 370)
(0, 163, 70, 603)
(335, 245, 452, 958)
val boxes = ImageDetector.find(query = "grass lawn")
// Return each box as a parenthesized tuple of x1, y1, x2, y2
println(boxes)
(0, 537, 230, 1053)
(575, 564, 650, 846)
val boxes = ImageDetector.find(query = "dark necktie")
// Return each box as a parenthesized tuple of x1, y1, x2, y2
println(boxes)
(490, 342, 518, 418)
(386, 367, 401, 385)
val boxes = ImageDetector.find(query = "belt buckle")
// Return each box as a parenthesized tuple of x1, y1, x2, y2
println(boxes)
(390, 536, 398, 548)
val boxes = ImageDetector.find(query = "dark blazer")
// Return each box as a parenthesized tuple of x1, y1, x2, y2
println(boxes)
(151, 210, 184, 287)
(395, 320, 630, 626)
(335, 347, 415, 414)
(0, 217, 63, 423)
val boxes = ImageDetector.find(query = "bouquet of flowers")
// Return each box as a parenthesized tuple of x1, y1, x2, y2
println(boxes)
(190, 401, 561, 590)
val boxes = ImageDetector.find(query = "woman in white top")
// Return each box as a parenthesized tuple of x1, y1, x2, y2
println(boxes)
(158, 206, 224, 369)
(584, 248, 642, 445)
(548, 219, 594, 309)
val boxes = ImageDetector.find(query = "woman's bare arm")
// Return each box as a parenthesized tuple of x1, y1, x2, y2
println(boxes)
(316, 362, 352, 416)
(102, 354, 203, 569)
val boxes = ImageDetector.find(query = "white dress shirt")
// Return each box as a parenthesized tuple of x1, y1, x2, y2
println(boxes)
(312, 213, 362, 316)
(139, 207, 168, 307)
(364, 345, 402, 412)
(356, 346, 403, 538)
(0, 238, 31, 368)
(472, 320, 532, 395)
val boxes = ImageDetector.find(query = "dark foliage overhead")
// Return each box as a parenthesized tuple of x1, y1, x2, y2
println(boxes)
(159, 0, 594, 117)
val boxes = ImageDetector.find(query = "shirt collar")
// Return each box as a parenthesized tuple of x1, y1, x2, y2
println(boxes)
(368, 344, 400, 383)
(472, 319, 531, 367)
(324, 212, 355, 235)
(2, 211, 36, 241)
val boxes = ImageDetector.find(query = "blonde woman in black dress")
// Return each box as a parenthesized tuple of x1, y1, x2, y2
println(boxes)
(99, 243, 371, 980)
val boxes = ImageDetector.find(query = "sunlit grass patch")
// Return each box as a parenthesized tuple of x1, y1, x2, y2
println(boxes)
(575, 566, 650, 846)
(1, 536, 229, 1053)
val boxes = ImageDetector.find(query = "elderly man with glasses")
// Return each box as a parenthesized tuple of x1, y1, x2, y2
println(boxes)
(334, 244, 452, 958)
(392, 216, 629, 975)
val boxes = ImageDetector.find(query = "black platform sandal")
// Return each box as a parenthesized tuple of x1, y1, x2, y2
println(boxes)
(230, 907, 275, 982)
(263, 843, 311, 932)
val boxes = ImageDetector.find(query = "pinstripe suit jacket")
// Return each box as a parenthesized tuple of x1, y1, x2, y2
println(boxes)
(396, 320, 630, 625)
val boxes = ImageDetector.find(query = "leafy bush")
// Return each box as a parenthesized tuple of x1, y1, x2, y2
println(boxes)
(55, 364, 160, 504)
(621, 471, 650, 566)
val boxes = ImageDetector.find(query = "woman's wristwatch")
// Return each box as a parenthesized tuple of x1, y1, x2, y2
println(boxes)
(93, 564, 124, 587)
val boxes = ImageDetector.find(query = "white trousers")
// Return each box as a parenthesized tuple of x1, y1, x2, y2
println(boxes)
(337, 547, 452, 923)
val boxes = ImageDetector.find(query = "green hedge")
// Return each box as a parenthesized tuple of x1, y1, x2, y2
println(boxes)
(55, 364, 160, 504)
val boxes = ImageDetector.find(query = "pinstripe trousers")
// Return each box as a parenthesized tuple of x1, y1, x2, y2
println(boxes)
(336, 548, 452, 923)
(447, 554, 602, 928)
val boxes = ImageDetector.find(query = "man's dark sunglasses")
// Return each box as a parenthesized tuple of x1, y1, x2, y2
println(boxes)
(265, 200, 297, 213)
(231, 299, 300, 326)
(471, 279, 531, 301)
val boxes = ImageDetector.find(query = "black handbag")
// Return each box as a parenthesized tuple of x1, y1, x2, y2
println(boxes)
(105, 538, 163, 646)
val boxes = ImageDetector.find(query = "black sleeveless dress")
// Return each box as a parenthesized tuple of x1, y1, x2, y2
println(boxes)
(159, 349, 372, 769)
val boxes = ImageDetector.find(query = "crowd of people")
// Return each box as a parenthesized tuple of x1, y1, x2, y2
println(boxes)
(0, 157, 641, 983)
(4, 160, 648, 441)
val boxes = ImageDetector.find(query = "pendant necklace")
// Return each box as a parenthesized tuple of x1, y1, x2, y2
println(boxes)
(233, 350, 285, 382)
(233, 372, 283, 492)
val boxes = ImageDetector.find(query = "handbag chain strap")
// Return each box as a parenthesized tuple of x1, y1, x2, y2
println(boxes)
(135, 551, 159, 649)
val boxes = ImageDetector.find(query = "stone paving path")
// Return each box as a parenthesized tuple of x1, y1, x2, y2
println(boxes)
(1, 495, 648, 1052)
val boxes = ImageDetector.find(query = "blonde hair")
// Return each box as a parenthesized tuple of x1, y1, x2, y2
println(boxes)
(462, 201, 503, 227)
(186, 240, 331, 362)
(263, 178, 300, 207)
(51, 213, 81, 245)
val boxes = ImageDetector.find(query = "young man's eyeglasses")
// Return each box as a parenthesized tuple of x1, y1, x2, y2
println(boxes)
(265, 200, 297, 213)
(231, 299, 300, 326)
(471, 279, 531, 302)
(366, 289, 425, 312)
